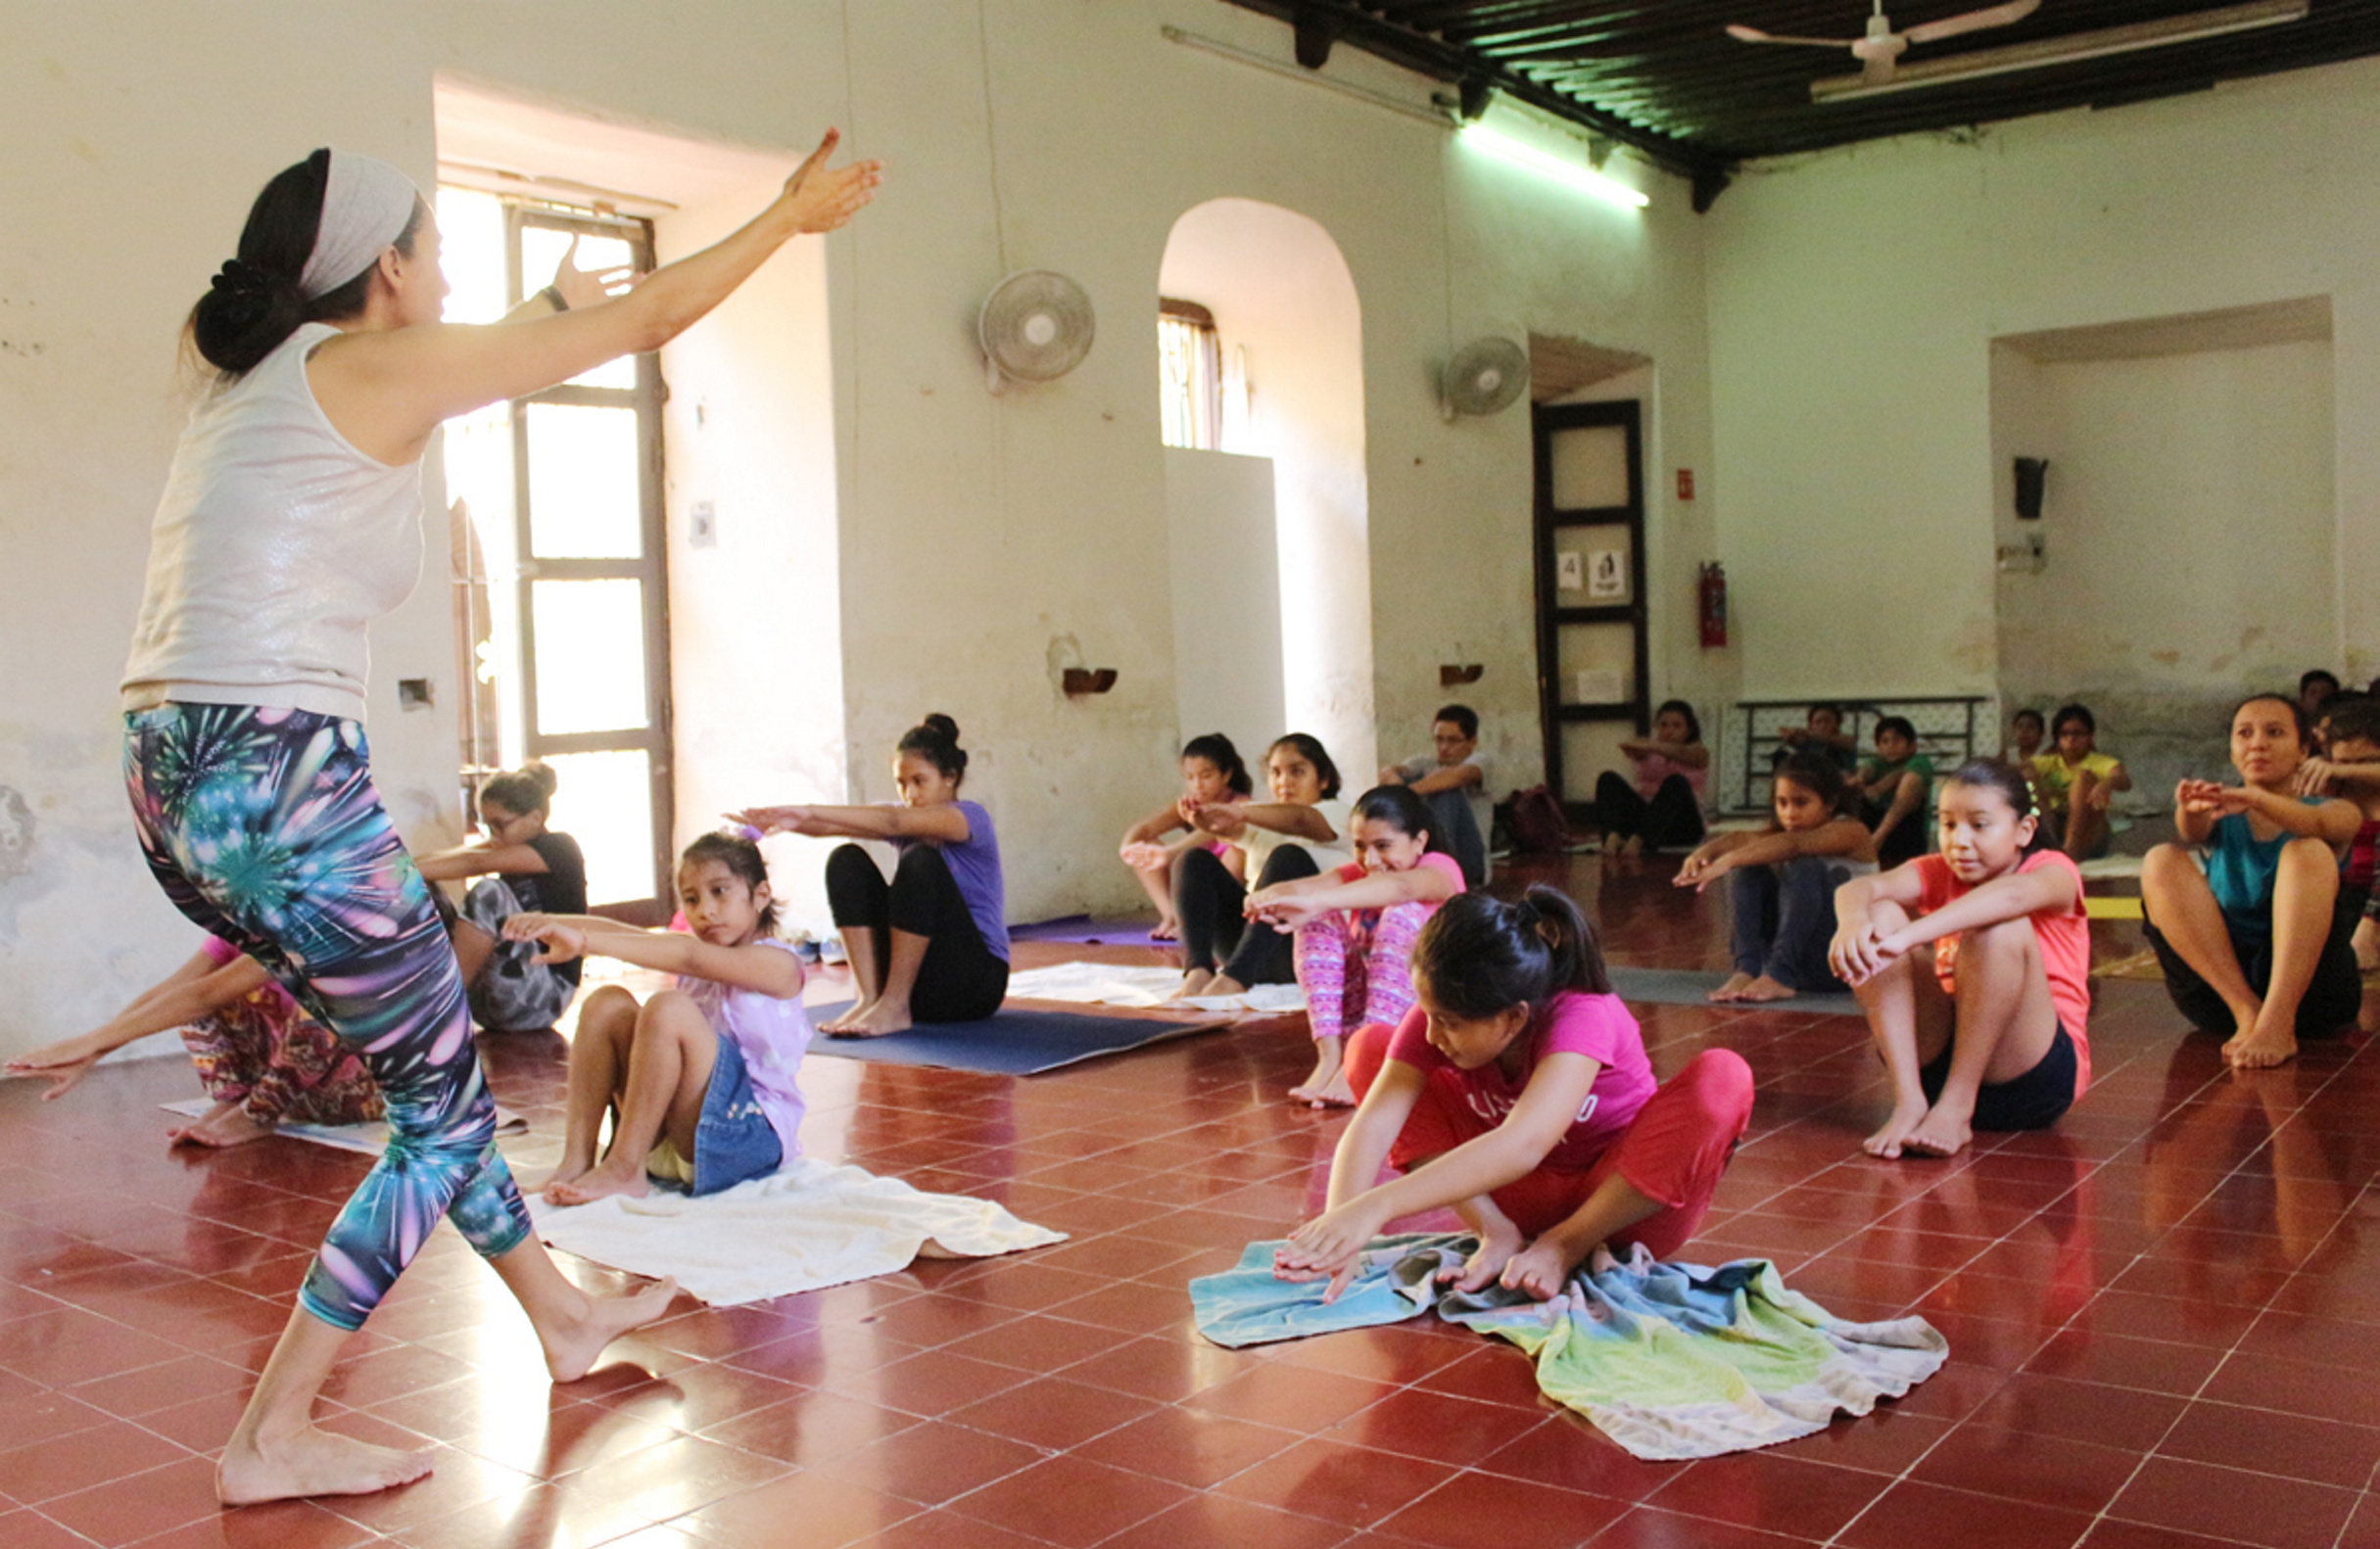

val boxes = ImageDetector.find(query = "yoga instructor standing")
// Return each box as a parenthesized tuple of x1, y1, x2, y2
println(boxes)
(115, 134, 878, 1506)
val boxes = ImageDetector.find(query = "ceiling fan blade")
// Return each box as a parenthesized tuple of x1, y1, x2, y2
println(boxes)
(1726, 23, 1861, 46)
(1903, 0, 2041, 45)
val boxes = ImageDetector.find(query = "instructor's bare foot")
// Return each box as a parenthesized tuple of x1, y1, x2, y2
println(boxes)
(827, 999, 914, 1038)
(1863, 1102, 1933, 1159)
(1736, 974, 1799, 1004)
(546, 1160, 651, 1208)
(542, 1276, 680, 1383)
(1707, 972, 1756, 1003)
(216, 1422, 433, 1506)
(169, 1101, 273, 1149)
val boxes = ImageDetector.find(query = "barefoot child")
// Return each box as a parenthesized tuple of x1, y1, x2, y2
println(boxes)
(1169, 732, 1352, 998)
(2029, 704, 2131, 862)
(2139, 694, 2364, 1067)
(1832, 760, 2091, 1158)
(1118, 733, 1251, 940)
(509, 831, 811, 1205)
(416, 763, 589, 1032)
(1856, 716, 1934, 868)
(6, 935, 381, 1148)
(1244, 785, 1465, 1108)
(1679, 750, 1878, 1004)
(1273, 888, 1753, 1302)
(738, 715, 1009, 1035)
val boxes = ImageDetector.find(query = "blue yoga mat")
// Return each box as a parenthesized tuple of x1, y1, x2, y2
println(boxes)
(1606, 964, 1861, 1016)
(801, 1001, 1224, 1075)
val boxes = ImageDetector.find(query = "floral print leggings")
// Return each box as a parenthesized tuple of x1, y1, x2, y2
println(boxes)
(124, 703, 532, 1332)
(1293, 902, 1434, 1044)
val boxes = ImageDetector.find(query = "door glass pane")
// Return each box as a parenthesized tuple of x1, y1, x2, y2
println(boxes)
(1555, 622, 1636, 707)
(1549, 424, 1629, 509)
(1561, 723, 1632, 809)
(531, 580, 648, 734)
(526, 403, 643, 559)
(542, 749, 656, 906)
(520, 226, 639, 389)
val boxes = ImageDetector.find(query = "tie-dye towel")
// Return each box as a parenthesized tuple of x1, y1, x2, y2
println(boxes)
(1192, 1234, 1947, 1461)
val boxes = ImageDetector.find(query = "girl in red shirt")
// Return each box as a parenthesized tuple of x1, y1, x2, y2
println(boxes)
(1831, 760, 2091, 1160)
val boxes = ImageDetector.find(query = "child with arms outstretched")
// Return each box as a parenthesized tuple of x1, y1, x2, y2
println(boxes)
(1679, 750, 1877, 1003)
(1244, 785, 1465, 1109)
(1833, 760, 2091, 1159)
(509, 831, 810, 1205)
(2140, 694, 2364, 1068)
(1118, 733, 1251, 940)
(1273, 888, 1753, 1301)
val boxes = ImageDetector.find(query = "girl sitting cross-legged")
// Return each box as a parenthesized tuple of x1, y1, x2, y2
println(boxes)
(1677, 749, 1878, 1003)
(507, 831, 811, 1206)
(1242, 784, 1466, 1109)
(1273, 888, 1754, 1302)
(2139, 692, 2365, 1068)
(1831, 759, 2092, 1159)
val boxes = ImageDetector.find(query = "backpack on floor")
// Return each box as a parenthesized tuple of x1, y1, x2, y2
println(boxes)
(1501, 785, 1571, 854)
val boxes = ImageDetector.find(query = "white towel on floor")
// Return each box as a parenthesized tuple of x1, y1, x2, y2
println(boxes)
(528, 1156, 1066, 1305)
(1004, 962, 1307, 1013)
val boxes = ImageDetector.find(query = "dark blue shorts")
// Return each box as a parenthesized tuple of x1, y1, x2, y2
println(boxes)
(677, 1033, 784, 1197)
(1920, 1022, 2078, 1132)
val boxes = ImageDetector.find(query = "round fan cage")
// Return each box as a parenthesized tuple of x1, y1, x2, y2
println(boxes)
(1443, 337, 1529, 418)
(978, 270, 1096, 387)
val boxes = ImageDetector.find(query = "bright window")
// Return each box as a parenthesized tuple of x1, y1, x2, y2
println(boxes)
(1159, 298, 1223, 450)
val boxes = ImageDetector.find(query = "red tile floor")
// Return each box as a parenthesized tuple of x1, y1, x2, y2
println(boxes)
(6, 852, 2380, 1548)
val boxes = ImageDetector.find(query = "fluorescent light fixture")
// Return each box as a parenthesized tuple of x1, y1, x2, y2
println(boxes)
(1459, 122, 1649, 210)
(1812, 0, 2308, 102)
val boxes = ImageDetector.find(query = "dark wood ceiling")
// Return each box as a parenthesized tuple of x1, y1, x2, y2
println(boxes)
(1214, 1, 2380, 199)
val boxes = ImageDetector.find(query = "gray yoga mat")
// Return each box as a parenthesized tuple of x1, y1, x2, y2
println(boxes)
(1606, 965, 1862, 1016)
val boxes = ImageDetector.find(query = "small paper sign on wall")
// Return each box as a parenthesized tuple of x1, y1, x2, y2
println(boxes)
(1574, 668, 1625, 705)
(1587, 550, 1626, 599)
(1556, 549, 1584, 591)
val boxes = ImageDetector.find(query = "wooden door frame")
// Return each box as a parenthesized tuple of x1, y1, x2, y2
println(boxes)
(1533, 399, 1649, 821)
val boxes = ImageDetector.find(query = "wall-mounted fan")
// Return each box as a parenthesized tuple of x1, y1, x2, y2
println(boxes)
(1441, 337, 1529, 422)
(978, 270, 1095, 394)
(1727, 0, 2039, 87)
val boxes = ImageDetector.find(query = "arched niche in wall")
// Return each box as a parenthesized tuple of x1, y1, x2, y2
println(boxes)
(1157, 198, 1375, 784)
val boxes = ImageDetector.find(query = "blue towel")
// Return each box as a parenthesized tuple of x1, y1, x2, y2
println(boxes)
(1192, 1234, 1948, 1461)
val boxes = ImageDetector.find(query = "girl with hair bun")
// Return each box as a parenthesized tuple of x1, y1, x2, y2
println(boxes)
(1275, 887, 1754, 1302)
(1831, 758, 2092, 1158)
(114, 134, 876, 1505)
(505, 830, 811, 1207)
(415, 763, 588, 1032)
(738, 715, 1010, 1036)
(1118, 732, 1255, 940)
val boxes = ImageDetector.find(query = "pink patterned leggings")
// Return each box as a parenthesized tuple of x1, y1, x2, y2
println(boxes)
(1293, 903, 1435, 1043)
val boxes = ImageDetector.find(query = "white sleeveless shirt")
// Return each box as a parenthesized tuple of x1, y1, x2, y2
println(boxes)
(122, 322, 424, 723)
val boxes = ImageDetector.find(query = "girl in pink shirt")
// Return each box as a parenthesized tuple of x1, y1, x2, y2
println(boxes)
(1831, 759, 2091, 1160)
(1244, 785, 1465, 1110)
(1274, 887, 1754, 1301)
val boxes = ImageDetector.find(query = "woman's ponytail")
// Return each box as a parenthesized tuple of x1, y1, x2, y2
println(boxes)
(1409, 884, 1609, 1019)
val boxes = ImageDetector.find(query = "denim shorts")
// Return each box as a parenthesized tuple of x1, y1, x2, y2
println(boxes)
(666, 1033, 784, 1197)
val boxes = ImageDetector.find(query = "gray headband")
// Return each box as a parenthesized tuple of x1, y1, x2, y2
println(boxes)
(299, 150, 424, 300)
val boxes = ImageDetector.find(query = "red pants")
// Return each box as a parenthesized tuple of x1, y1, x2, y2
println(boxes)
(1346, 1022, 1754, 1261)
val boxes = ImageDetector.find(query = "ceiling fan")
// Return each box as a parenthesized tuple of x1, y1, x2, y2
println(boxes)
(1727, 0, 2041, 88)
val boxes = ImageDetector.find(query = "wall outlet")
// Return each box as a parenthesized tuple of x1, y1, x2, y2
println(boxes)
(689, 500, 717, 548)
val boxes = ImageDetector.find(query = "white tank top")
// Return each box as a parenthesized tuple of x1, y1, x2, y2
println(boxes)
(121, 322, 424, 722)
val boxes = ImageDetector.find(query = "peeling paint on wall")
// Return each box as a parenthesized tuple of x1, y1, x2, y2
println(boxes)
(0, 786, 31, 881)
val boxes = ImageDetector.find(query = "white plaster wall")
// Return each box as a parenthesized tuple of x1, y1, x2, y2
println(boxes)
(1165, 448, 1285, 771)
(1707, 59, 2380, 708)
(1161, 197, 1373, 782)
(0, 0, 1710, 1056)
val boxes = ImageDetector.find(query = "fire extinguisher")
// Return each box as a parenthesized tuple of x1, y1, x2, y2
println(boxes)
(1698, 562, 1728, 649)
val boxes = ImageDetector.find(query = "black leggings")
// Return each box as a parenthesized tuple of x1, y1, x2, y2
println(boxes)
(1595, 771, 1705, 850)
(825, 843, 1010, 1022)
(1174, 843, 1320, 985)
